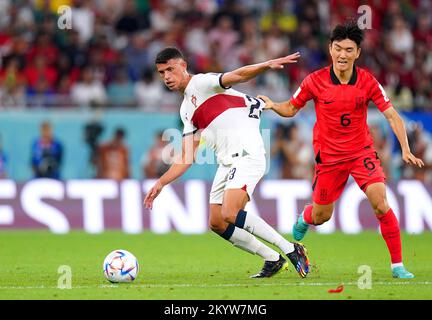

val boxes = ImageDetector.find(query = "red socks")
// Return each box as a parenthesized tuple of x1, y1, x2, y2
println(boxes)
(303, 204, 314, 224)
(377, 208, 402, 263)
(302, 204, 402, 263)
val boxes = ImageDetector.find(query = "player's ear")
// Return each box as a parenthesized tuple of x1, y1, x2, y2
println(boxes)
(356, 47, 361, 59)
(328, 42, 332, 55)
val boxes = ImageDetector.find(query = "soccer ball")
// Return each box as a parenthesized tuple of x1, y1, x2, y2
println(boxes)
(103, 249, 139, 283)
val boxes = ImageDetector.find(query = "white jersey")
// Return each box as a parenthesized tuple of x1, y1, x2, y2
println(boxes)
(180, 73, 266, 165)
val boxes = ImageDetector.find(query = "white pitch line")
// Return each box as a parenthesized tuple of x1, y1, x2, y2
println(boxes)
(0, 281, 432, 290)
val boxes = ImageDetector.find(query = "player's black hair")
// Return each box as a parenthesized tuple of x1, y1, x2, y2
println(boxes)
(41, 120, 51, 129)
(115, 127, 126, 139)
(330, 20, 364, 47)
(155, 47, 185, 64)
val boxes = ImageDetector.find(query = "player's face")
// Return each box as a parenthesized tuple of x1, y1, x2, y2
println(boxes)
(329, 39, 361, 72)
(156, 58, 189, 91)
(41, 124, 52, 140)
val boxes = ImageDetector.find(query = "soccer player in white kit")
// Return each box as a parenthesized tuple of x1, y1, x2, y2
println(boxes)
(144, 47, 309, 278)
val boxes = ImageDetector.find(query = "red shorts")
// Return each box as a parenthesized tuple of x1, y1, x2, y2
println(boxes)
(312, 149, 386, 205)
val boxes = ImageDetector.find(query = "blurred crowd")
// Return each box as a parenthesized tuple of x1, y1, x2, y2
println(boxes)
(20, 116, 431, 183)
(25, 120, 132, 180)
(0, 0, 431, 111)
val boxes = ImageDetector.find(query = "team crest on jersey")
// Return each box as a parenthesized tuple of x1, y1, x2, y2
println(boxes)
(191, 95, 198, 108)
(355, 96, 365, 111)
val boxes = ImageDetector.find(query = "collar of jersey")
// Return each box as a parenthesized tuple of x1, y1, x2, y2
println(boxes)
(330, 65, 357, 85)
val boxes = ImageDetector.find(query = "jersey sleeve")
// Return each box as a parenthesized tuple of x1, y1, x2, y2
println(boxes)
(369, 76, 393, 112)
(180, 111, 198, 137)
(289, 75, 315, 109)
(193, 73, 227, 93)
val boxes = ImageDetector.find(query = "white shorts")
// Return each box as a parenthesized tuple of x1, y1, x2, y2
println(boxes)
(209, 154, 266, 204)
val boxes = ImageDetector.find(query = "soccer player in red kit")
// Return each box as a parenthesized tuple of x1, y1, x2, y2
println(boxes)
(259, 21, 424, 279)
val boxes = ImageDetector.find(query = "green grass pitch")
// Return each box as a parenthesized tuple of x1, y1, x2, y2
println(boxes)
(0, 231, 431, 300)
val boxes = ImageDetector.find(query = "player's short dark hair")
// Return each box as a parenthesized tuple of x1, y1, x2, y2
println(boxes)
(115, 127, 126, 139)
(330, 20, 364, 47)
(41, 120, 51, 129)
(155, 47, 185, 64)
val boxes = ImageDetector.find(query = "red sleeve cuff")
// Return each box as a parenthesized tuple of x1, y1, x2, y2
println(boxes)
(378, 102, 393, 113)
(290, 98, 303, 109)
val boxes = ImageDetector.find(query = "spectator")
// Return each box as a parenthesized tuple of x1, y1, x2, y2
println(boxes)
(142, 131, 170, 179)
(260, 0, 297, 33)
(385, 81, 414, 112)
(208, 15, 239, 69)
(134, 69, 163, 111)
(413, 72, 432, 111)
(26, 77, 56, 108)
(115, 0, 149, 35)
(97, 127, 130, 180)
(84, 117, 104, 177)
(413, 12, 432, 49)
(149, 0, 175, 33)
(0, 1, 428, 137)
(0, 57, 26, 108)
(0, 57, 26, 88)
(24, 55, 57, 91)
(370, 124, 393, 181)
(71, 67, 107, 108)
(95, 34, 120, 70)
(107, 68, 136, 108)
(271, 122, 314, 180)
(31, 121, 63, 179)
(184, 14, 211, 72)
(389, 16, 414, 56)
(55, 75, 75, 108)
(262, 23, 289, 59)
(0, 83, 26, 108)
(86, 46, 110, 84)
(61, 30, 88, 69)
(402, 122, 428, 181)
(94, 0, 124, 24)
(4, 30, 30, 70)
(270, 123, 294, 179)
(72, 0, 95, 44)
(56, 53, 81, 87)
(122, 33, 149, 82)
(26, 33, 59, 67)
(0, 1, 11, 31)
(284, 122, 313, 180)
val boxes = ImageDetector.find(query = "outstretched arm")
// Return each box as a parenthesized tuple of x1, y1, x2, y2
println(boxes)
(383, 107, 424, 167)
(257, 95, 300, 118)
(220, 52, 300, 88)
(144, 131, 201, 209)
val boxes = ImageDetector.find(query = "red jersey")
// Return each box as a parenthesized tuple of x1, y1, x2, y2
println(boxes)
(290, 65, 392, 163)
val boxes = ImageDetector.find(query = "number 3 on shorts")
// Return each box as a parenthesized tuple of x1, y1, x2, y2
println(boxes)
(228, 168, 236, 180)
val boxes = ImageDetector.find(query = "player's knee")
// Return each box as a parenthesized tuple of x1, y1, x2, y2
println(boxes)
(221, 206, 237, 225)
(208, 220, 226, 234)
(373, 198, 389, 215)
